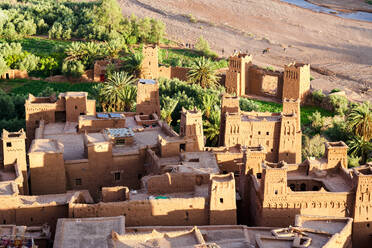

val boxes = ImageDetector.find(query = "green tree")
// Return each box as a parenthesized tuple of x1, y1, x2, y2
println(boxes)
(302, 134, 327, 160)
(202, 94, 217, 119)
(99, 71, 136, 111)
(122, 52, 143, 78)
(119, 85, 137, 112)
(347, 102, 372, 142)
(348, 136, 372, 164)
(62, 60, 85, 78)
(160, 96, 179, 126)
(204, 108, 220, 147)
(188, 57, 220, 88)
(0, 57, 9, 76)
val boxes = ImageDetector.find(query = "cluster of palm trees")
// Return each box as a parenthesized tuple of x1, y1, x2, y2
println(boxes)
(347, 102, 372, 164)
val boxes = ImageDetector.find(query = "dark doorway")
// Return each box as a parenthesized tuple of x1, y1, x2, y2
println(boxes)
(55, 111, 66, 122)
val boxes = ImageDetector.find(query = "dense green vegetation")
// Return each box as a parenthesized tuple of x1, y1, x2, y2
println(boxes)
(0, 0, 165, 43)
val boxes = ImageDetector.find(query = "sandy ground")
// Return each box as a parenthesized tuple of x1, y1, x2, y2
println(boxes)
(118, 0, 372, 102)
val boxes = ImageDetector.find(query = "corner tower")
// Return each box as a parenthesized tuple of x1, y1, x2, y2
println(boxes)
(180, 107, 204, 152)
(219, 94, 240, 146)
(225, 53, 252, 96)
(2, 129, 28, 193)
(141, 44, 159, 79)
(136, 79, 160, 116)
(282, 62, 310, 102)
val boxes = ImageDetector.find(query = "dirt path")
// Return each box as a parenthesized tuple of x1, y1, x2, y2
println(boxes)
(118, 0, 372, 102)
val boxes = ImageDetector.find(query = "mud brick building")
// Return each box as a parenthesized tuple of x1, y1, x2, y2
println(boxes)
(219, 94, 302, 164)
(225, 53, 310, 103)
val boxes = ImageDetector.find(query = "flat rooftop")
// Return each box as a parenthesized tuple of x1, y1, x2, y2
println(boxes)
(241, 113, 281, 122)
(36, 117, 169, 160)
(54, 216, 125, 248)
(158, 152, 219, 175)
(139, 79, 156, 85)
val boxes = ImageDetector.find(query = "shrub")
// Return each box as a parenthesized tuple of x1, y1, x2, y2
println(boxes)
(195, 36, 218, 59)
(188, 14, 197, 23)
(308, 111, 325, 133)
(19, 54, 40, 72)
(328, 94, 348, 115)
(240, 98, 260, 112)
(62, 60, 85, 78)
(311, 89, 325, 105)
(302, 134, 327, 160)
(0, 57, 9, 75)
(330, 88, 341, 93)
(348, 155, 361, 168)
(36, 56, 59, 77)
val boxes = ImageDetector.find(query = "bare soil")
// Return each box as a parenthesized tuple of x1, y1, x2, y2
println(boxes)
(118, 0, 372, 102)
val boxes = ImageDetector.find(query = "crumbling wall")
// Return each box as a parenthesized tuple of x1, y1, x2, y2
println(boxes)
(246, 66, 283, 98)
(144, 173, 209, 194)
(78, 117, 126, 133)
(0, 70, 28, 80)
(170, 67, 189, 81)
(70, 197, 209, 226)
(102, 186, 129, 202)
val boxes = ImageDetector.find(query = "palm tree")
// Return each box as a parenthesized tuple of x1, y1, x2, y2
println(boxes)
(123, 52, 143, 78)
(99, 71, 136, 111)
(160, 96, 179, 126)
(348, 136, 372, 165)
(347, 102, 372, 142)
(188, 57, 220, 88)
(204, 107, 221, 146)
(202, 94, 217, 119)
(65, 42, 84, 62)
(119, 85, 137, 112)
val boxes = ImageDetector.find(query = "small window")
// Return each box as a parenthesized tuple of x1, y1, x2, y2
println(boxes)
(271, 149, 274, 152)
(256, 173, 262, 179)
(80, 112, 85, 115)
(220, 198, 224, 203)
(289, 184, 295, 191)
(274, 190, 278, 195)
(258, 131, 261, 135)
(114, 172, 121, 181)
(180, 143, 186, 151)
(266, 132, 269, 135)
(6, 142, 11, 147)
(367, 223, 370, 228)
(138, 174, 143, 180)
(75, 178, 82, 186)
(223, 170, 228, 174)
(75, 106, 78, 110)
(286, 153, 289, 156)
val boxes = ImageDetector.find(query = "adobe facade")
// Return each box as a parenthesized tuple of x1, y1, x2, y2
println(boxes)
(0, 69, 28, 80)
(219, 94, 302, 164)
(240, 141, 372, 247)
(225, 53, 310, 103)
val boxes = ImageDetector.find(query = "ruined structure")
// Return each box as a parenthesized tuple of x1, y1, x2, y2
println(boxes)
(219, 94, 302, 164)
(0, 223, 51, 248)
(0, 69, 28, 80)
(225, 53, 310, 103)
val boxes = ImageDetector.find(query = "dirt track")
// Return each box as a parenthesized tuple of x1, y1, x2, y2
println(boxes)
(118, 0, 372, 102)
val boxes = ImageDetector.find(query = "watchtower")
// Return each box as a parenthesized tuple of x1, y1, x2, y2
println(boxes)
(180, 107, 204, 152)
(278, 113, 301, 164)
(141, 45, 159, 79)
(2, 129, 28, 193)
(208, 173, 236, 225)
(282, 63, 310, 102)
(225, 53, 252, 96)
(136, 79, 160, 116)
(325, 141, 348, 169)
(282, 98, 301, 130)
(219, 94, 240, 146)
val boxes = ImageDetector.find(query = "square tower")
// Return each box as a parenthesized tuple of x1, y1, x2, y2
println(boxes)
(141, 44, 159, 79)
(219, 94, 240, 146)
(2, 129, 28, 193)
(208, 173, 236, 225)
(282, 63, 310, 102)
(180, 107, 204, 152)
(282, 98, 301, 131)
(225, 53, 252, 96)
(278, 113, 302, 164)
(325, 141, 348, 169)
(136, 79, 160, 116)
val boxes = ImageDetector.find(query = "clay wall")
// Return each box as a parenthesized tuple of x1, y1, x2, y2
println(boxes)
(213, 149, 243, 175)
(158, 136, 183, 157)
(0, 204, 68, 234)
(78, 118, 126, 133)
(136, 81, 160, 116)
(278, 115, 302, 164)
(70, 197, 209, 226)
(102, 186, 129, 202)
(283, 63, 310, 102)
(225, 71, 240, 96)
(325, 142, 348, 169)
(170, 66, 190, 81)
(246, 66, 283, 98)
(209, 173, 237, 225)
(29, 147, 66, 195)
(0, 70, 28, 80)
(352, 170, 372, 247)
(158, 66, 171, 78)
(145, 148, 161, 174)
(141, 45, 159, 79)
(144, 173, 209, 194)
(180, 108, 204, 152)
(65, 96, 87, 122)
